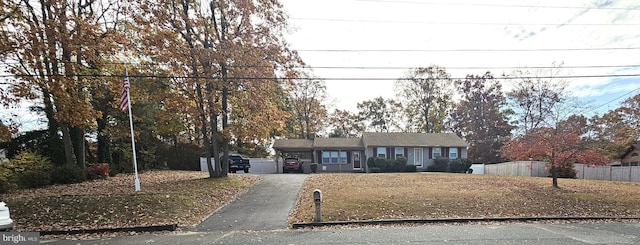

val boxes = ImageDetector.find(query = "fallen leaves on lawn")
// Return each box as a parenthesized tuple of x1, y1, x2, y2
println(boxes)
(288, 173, 640, 224)
(4, 171, 259, 235)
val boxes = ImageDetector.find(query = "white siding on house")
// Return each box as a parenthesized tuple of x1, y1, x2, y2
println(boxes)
(461, 148, 468, 159)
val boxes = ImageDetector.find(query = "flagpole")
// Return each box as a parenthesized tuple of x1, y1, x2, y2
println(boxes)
(124, 66, 141, 192)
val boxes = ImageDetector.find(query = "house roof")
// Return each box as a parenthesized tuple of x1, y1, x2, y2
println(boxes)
(273, 132, 469, 151)
(273, 139, 313, 150)
(313, 138, 364, 148)
(362, 132, 469, 147)
(621, 144, 640, 159)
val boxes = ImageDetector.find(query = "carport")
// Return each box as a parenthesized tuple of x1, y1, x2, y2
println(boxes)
(272, 139, 314, 173)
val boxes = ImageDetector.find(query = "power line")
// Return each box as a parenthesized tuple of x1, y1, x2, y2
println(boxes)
(3, 61, 640, 70)
(292, 17, 640, 26)
(354, 0, 640, 11)
(2, 73, 640, 80)
(580, 87, 640, 115)
(306, 65, 640, 70)
(5, 44, 640, 52)
(295, 47, 640, 52)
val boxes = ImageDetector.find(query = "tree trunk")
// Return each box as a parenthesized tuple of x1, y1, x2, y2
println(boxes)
(551, 166, 559, 188)
(71, 126, 85, 168)
(211, 113, 221, 177)
(42, 89, 64, 165)
(221, 69, 229, 178)
(60, 123, 77, 166)
(96, 113, 111, 163)
(207, 87, 221, 177)
(196, 83, 215, 178)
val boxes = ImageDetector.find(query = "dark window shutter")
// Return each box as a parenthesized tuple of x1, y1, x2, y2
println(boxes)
(428, 147, 432, 159)
(404, 148, 408, 158)
(347, 151, 351, 163)
(387, 147, 392, 160)
(373, 147, 377, 158)
(458, 147, 462, 159)
(444, 148, 449, 158)
(317, 150, 322, 163)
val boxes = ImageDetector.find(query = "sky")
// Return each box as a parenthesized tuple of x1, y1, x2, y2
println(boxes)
(279, 0, 640, 115)
(3, 0, 640, 132)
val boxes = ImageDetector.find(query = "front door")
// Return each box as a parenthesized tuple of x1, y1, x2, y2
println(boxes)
(353, 151, 361, 170)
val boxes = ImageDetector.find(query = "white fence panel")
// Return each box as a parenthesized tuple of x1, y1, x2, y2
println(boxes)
(199, 157, 276, 173)
(248, 158, 277, 173)
(611, 167, 632, 181)
(485, 161, 548, 177)
(199, 157, 215, 172)
(582, 166, 611, 181)
(488, 162, 640, 182)
(633, 167, 640, 182)
(531, 162, 548, 177)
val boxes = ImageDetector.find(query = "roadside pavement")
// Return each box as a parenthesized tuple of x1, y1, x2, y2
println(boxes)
(191, 173, 308, 232)
(44, 222, 640, 244)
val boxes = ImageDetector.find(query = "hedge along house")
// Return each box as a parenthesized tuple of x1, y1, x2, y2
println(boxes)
(273, 132, 469, 173)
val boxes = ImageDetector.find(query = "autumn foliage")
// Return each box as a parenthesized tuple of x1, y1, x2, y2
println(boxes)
(501, 126, 610, 186)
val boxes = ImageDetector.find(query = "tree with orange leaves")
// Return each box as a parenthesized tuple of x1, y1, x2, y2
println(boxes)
(501, 122, 610, 188)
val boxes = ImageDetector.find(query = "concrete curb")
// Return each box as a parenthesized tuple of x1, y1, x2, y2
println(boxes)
(292, 216, 640, 229)
(39, 224, 177, 235)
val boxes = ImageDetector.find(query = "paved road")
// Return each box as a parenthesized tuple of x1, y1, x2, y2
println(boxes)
(45, 222, 640, 244)
(191, 173, 308, 232)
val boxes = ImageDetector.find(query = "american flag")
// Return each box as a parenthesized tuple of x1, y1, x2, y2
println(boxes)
(120, 67, 130, 111)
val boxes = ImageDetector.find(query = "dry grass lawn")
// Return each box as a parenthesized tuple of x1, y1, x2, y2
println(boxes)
(288, 173, 640, 224)
(4, 171, 259, 232)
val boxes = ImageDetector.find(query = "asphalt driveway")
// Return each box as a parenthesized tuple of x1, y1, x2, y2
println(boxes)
(191, 174, 308, 232)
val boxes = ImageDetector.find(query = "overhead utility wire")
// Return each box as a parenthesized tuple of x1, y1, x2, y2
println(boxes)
(355, 0, 640, 11)
(292, 18, 640, 26)
(2, 73, 640, 80)
(6, 44, 639, 52)
(305, 65, 640, 70)
(295, 47, 640, 52)
(2, 62, 640, 70)
(579, 87, 640, 115)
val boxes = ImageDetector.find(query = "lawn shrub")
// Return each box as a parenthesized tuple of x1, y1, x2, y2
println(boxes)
(87, 163, 110, 180)
(109, 166, 119, 177)
(384, 160, 396, 172)
(369, 167, 382, 173)
(0, 167, 14, 193)
(1, 151, 52, 190)
(51, 165, 87, 184)
(373, 157, 387, 170)
(159, 143, 202, 171)
(404, 165, 417, 172)
(427, 158, 473, 173)
(18, 170, 51, 188)
(394, 157, 407, 172)
(427, 157, 449, 172)
(367, 157, 376, 168)
(3, 151, 52, 173)
(449, 158, 472, 173)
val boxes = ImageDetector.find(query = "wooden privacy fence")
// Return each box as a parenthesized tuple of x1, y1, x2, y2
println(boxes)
(485, 161, 640, 182)
(574, 164, 640, 182)
(484, 161, 548, 177)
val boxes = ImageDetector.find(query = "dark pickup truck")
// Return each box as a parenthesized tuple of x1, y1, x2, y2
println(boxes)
(227, 154, 250, 173)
